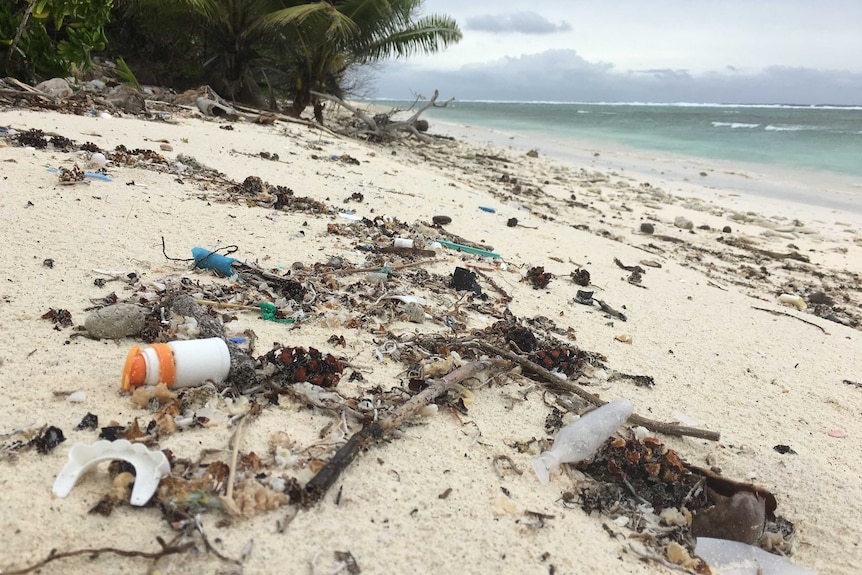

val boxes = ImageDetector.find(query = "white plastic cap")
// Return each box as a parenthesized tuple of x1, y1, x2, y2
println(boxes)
(532, 451, 560, 485)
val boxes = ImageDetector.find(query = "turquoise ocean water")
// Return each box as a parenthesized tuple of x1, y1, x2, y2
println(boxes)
(371, 101, 862, 180)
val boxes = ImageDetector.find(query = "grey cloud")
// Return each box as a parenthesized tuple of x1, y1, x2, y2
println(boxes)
(372, 50, 862, 105)
(465, 12, 572, 34)
(634, 69, 693, 80)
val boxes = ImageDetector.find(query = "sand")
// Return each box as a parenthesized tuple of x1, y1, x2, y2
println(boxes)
(0, 102, 860, 575)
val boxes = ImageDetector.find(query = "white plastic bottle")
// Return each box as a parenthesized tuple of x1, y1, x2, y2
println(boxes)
(122, 338, 231, 391)
(532, 398, 633, 484)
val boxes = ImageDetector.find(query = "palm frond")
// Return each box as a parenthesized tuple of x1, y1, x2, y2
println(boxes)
(356, 14, 461, 62)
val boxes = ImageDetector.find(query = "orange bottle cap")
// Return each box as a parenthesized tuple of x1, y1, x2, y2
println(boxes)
(121, 346, 146, 391)
(152, 343, 176, 387)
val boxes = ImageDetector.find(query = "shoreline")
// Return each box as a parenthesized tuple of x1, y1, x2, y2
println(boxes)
(425, 116, 862, 219)
(1, 103, 861, 575)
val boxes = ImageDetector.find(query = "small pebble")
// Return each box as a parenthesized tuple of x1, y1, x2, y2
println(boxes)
(90, 152, 107, 168)
(432, 215, 452, 225)
(67, 390, 87, 403)
(640, 222, 655, 234)
(507, 218, 518, 227)
(160, 143, 173, 151)
(722, 225, 732, 233)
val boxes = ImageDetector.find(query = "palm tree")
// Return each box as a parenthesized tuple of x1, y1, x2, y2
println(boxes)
(124, 0, 290, 105)
(266, 0, 461, 121)
(118, 0, 460, 117)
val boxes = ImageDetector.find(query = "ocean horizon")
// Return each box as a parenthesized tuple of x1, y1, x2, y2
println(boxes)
(368, 99, 862, 182)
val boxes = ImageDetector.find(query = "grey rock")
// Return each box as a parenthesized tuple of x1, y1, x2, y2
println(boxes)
(640, 222, 655, 234)
(83, 79, 106, 92)
(34, 78, 72, 99)
(105, 85, 147, 113)
(674, 216, 694, 230)
(691, 492, 766, 545)
(404, 302, 425, 324)
(85, 304, 148, 339)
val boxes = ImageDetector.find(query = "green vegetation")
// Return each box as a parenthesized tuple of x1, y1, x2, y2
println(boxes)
(267, 0, 462, 120)
(2, 1, 461, 121)
(1, 0, 113, 81)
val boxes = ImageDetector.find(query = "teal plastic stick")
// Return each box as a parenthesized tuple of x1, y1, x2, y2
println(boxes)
(436, 239, 501, 258)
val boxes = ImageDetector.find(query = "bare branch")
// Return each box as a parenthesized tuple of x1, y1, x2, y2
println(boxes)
(465, 340, 721, 441)
(310, 89, 453, 142)
(3, 538, 194, 575)
(303, 358, 509, 504)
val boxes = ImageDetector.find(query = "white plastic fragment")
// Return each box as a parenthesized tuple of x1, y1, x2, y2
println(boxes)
(533, 398, 633, 484)
(53, 439, 171, 506)
(373, 294, 428, 306)
(393, 237, 414, 249)
(695, 537, 816, 575)
(778, 293, 807, 311)
(66, 391, 87, 403)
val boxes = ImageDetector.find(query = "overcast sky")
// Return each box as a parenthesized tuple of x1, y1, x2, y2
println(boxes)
(371, 0, 862, 104)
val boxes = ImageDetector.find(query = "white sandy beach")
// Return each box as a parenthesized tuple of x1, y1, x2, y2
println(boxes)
(0, 102, 860, 575)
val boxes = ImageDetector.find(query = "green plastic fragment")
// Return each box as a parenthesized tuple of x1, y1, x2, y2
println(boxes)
(259, 302, 295, 323)
(436, 239, 501, 258)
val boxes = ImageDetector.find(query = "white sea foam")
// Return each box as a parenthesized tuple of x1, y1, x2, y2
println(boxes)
(711, 121, 760, 129)
(765, 124, 809, 131)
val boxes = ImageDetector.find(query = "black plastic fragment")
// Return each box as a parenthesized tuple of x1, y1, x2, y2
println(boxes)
(31, 426, 65, 454)
(75, 412, 99, 431)
(452, 267, 482, 295)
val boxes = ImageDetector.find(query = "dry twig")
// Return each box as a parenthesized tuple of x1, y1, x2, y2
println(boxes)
(3, 537, 193, 575)
(219, 415, 247, 517)
(303, 358, 509, 504)
(751, 306, 828, 334)
(466, 340, 720, 441)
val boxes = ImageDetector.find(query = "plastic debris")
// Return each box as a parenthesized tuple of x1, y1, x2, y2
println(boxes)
(393, 237, 414, 249)
(533, 398, 633, 484)
(452, 267, 483, 295)
(436, 239, 501, 258)
(260, 302, 296, 323)
(195, 96, 236, 118)
(778, 293, 807, 311)
(695, 537, 816, 575)
(574, 290, 594, 305)
(122, 337, 231, 391)
(479, 206, 496, 213)
(192, 247, 236, 276)
(53, 439, 170, 506)
(46, 167, 112, 181)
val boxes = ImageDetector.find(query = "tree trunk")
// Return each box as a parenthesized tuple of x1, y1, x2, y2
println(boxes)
(289, 89, 311, 118)
(312, 98, 325, 124)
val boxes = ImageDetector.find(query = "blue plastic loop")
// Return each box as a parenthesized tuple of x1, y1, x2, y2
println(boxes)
(192, 247, 236, 276)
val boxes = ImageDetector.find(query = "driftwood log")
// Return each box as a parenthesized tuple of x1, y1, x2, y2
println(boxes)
(310, 89, 454, 143)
